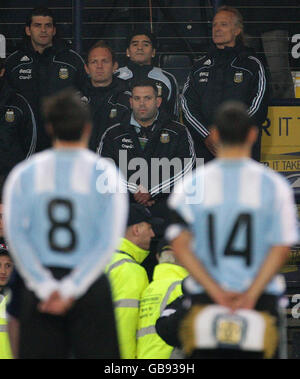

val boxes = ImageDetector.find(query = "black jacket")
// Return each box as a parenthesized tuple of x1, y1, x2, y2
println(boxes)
(98, 110, 195, 202)
(80, 77, 130, 151)
(182, 44, 270, 138)
(181, 43, 270, 161)
(0, 80, 36, 180)
(115, 60, 180, 120)
(4, 38, 88, 151)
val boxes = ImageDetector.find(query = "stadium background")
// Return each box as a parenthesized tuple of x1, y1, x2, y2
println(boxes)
(0, 0, 299, 358)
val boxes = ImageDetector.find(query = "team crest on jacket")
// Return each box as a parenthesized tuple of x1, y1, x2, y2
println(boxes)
(234, 72, 243, 83)
(5, 109, 14, 122)
(59, 67, 69, 79)
(160, 132, 170, 143)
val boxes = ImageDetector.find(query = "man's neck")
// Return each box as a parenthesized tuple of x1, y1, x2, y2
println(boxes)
(91, 78, 113, 88)
(216, 42, 236, 50)
(133, 111, 158, 128)
(31, 41, 52, 54)
(217, 145, 251, 159)
(129, 59, 152, 67)
(53, 140, 87, 149)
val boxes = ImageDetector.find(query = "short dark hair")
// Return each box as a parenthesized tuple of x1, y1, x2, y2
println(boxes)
(42, 88, 91, 141)
(213, 101, 254, 145)
(87, 40, 117, 64)
(26, 7, 55, 27)
(127, 28, 157, 49)
(130, 79, 158, 96)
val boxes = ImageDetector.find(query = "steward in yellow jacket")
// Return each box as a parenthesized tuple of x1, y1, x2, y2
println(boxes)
(105, 204, 163, 359)
(137, 240, 188, 359)
(0, 247, 14, 359)
(0, 293, 13, 359)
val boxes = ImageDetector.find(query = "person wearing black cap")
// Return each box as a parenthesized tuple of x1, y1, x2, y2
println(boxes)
(136, 238, 188, 359)
(115, 28, 180, 120)
(0, 247, 14, 358)
(105, 203, 163, 359)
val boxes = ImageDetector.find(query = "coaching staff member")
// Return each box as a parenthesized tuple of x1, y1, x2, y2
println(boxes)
(81, 40, 130, 151)
(181, 6, 269, 163)
(4, 7, 88, 152)
(115, 28, 180, 120)
(3, 89, 128, 359)
(98, 79, 195, 233)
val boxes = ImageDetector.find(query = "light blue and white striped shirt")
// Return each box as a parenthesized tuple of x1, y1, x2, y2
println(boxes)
(168, 158, 299, 295)
(3, 148, 128, 300)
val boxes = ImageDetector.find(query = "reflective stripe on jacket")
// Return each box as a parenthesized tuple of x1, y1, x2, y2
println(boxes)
(105, 238, 149, 359)
(137, 263, 188, 359)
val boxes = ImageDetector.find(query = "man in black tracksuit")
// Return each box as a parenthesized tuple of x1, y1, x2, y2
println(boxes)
(98, 80, 195, 233)
(181, 6, 270, 163)
(80, 40, 130, 152)
(115, 28, 180, 121)
(4, 7, 88, 152)
(0, 77, 36, 183)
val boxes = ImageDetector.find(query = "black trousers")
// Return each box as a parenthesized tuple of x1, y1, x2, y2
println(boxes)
(18, 270, 120, 359)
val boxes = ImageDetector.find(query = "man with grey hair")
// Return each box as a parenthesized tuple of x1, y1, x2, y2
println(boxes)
(181, 5, 270, 163)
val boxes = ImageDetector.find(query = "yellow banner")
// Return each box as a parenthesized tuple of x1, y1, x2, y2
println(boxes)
(261, 106, 300, 173)
(262, 106, 300, 275)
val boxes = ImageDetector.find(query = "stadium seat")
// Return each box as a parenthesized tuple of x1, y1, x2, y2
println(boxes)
(158, 53, 193, 92)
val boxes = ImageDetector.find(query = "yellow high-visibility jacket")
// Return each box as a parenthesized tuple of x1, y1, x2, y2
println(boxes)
(0, 294, 13, 359)
(105, 238, 149, 359)
(137, 263, 188, 359)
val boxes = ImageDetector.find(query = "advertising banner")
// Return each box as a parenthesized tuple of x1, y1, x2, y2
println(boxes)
(261, 104, 300, 284)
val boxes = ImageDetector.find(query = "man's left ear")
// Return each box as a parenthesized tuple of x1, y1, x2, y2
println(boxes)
(152, 49, 156, 58)
(113, 61, 118, 72)
(248, 126, 258, 144)
(235, 28, 242, 37)
(210, 126, 219, 144)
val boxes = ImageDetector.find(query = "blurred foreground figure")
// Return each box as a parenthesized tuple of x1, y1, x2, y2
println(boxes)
(165, 100, 298, 359)
(3, 89, 128, 359)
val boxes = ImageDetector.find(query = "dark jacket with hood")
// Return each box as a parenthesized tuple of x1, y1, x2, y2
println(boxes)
(4, 38, 88, 151)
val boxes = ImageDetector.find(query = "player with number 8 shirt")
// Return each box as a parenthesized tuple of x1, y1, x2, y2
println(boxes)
(3, 88, 128, 359)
